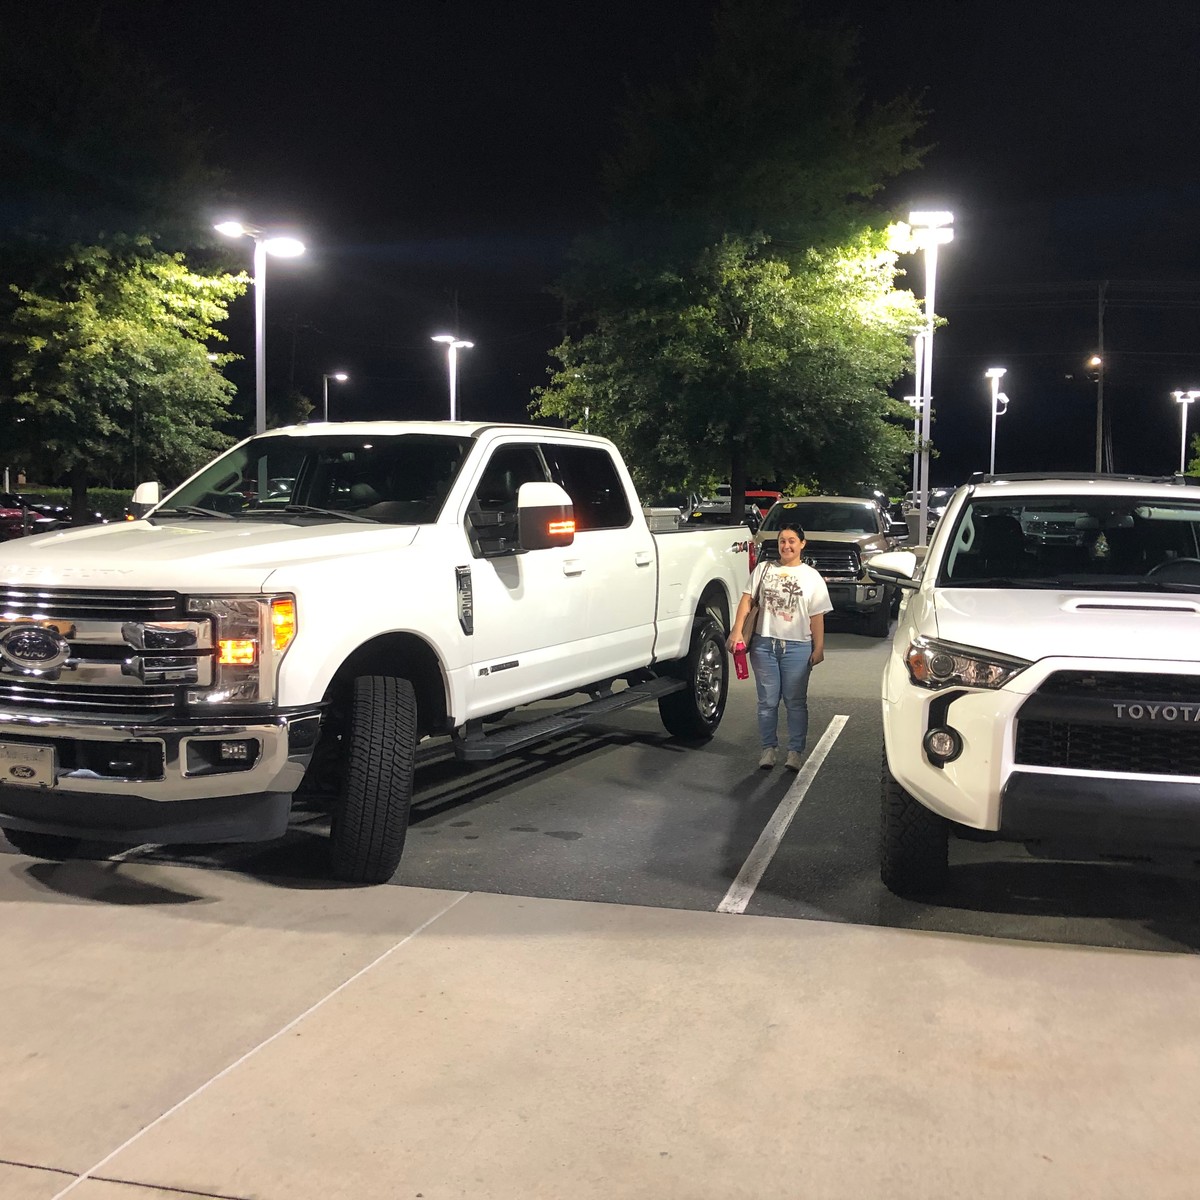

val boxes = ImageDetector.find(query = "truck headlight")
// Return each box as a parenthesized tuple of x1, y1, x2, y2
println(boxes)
(185, 595, 297, 706)
(905, 636, 1029, 691)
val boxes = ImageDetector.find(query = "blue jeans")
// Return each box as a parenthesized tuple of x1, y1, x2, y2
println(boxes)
(750, 637, 813, 753)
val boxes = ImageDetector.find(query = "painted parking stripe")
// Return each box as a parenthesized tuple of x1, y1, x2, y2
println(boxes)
(717, 715, 849, 915)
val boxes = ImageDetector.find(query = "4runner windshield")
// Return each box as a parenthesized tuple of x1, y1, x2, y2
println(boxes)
(155, 433, 474, 525)
(939, 495, 1200, 590)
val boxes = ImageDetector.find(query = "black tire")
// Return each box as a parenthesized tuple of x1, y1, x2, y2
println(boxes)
(880, 747, 949, 895)
(658, 615, 728, 740)
(865, 587, 893, 638)
(329, 675, 418, 884)
(3, 827, 81, 860)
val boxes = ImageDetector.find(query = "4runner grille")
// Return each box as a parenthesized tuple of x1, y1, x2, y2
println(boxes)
(1016, 670, 1200, 777)
(1016, 720, 1200, 777)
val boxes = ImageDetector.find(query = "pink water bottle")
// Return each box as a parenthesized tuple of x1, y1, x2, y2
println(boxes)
(733, 641, 749, 680)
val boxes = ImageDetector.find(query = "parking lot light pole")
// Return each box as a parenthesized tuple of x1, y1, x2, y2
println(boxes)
(1173, 389, 1200, 474)
(431, 335, 474, 420)
(214, 221, 306, 435)
(906, 210, 954, 547)
(322, 372, 349, 423)
(985, 367, 1010, 475)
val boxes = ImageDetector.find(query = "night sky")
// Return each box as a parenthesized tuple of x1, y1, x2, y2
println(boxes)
(101, 0, 1200, 487)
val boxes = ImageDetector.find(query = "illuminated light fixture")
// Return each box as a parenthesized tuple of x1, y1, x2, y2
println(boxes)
(548, 519, 576, 535)
(322, 372, 349, 422)
(214, 220, 308, 435)
(1172, 390, 1200, 475)
(985, 367, 1010, 475)
(218, 639, 258, 666)
(431, 335, 474, 420)
(271, 597, 297, 652)
(906, 208, 955, 548)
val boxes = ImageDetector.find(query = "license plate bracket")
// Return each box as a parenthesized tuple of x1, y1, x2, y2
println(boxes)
(0, 741, 56, 788)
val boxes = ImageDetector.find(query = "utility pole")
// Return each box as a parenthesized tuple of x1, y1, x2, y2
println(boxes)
(1094, 281, 1107, 472)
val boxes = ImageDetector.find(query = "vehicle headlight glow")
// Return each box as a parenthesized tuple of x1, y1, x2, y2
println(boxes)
(905, 636, 1030, 691)
(186, 594, 297, 706)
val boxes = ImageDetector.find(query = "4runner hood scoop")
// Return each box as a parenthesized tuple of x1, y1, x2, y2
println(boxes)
(933, 589, 1200, 664)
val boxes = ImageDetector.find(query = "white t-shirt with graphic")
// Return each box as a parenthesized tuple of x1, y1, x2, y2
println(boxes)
(745, 562, 833, 643)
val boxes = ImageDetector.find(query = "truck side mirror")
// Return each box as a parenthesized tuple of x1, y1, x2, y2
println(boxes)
(518, 481, 575, 549)
(129, 481, 161, 519)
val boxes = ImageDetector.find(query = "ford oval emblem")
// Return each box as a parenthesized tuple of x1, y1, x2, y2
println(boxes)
(9, 765, 36, 780)
(0, 625, 72, 672)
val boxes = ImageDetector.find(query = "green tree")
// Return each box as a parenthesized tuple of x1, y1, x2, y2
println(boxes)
(533, 1, 927, 513)
(2, 239, 248, 513)
(536, 231, 921, 496)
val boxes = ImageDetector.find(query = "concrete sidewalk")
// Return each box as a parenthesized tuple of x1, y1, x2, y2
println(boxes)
(2, 856, 1198, 1199)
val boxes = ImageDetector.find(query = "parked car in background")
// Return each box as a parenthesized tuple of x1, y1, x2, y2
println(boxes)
(745, 489, 782, 518)
(695, 485, 763, 532)
(0, 494, 66, 539)
(755, 495, 908, 636)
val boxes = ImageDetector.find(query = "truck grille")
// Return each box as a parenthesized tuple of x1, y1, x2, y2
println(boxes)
(804, 545, 860, 578)
(0, 586, 179, 622)
(0, 586, 191, 720)
(1016, 670, 1200, 777)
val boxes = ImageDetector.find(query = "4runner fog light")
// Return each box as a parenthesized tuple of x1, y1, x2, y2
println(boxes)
(923, 727, 962, 764)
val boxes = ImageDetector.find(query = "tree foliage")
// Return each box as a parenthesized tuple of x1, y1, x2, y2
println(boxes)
(533, 0, 928, 508)
(2, 240, 247, 509)
(535, 231, 921, 495)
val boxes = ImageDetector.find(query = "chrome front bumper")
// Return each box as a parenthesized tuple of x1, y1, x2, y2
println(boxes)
(0, 709, 321, 802)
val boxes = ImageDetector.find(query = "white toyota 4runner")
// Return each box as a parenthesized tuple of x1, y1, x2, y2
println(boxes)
(867, 472, 1200, 895)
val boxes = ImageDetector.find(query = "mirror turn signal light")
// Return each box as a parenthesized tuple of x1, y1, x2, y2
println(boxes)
(548, 519, 575, 535)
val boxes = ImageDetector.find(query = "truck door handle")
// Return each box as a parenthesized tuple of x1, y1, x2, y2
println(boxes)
(634, 551, 653, 567)
(563, 559, 585, 576)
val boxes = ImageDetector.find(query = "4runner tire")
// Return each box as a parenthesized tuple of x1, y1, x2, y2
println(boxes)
(330, 675, 418, 884)
(659, 615, 728, 741)
(2, 828, 81, 860)
(880, 747, 949, 895)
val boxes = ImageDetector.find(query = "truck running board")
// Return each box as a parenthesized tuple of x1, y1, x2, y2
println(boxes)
(452, 677, 686, 762)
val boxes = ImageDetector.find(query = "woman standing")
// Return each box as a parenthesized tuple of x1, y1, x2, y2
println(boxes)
(727, 523, 832, 770)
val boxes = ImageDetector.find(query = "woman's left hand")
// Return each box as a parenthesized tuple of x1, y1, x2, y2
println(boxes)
(810, 647, 825, 667)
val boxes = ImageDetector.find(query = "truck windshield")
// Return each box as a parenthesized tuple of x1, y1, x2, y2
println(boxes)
(939, 495, 1200, 590)
(156, 433, 475, 525)
(763, 502, 877, 534)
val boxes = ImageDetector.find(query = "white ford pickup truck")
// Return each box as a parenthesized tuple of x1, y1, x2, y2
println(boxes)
(867, 472, 1200, 896)
(0, 423, 751, 881)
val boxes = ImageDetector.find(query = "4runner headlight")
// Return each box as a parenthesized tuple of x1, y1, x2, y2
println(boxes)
(905, 636, 1030, 691)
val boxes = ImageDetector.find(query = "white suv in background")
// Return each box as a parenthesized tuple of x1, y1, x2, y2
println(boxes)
(867, 472, 1200, 896)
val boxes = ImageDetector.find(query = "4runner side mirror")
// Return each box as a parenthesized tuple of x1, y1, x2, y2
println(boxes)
(518, 481, 575, 549)
(129, 481, 162, 519)
(866, 549, 920, 589)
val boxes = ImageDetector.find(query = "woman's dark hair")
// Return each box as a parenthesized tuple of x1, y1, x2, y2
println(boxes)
(776, 522, 805, 540)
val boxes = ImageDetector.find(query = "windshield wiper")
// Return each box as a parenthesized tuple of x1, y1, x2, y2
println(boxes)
(154, 505, 236, 520)
(946, 576, 1062, 588)
(280, 505, 379, 523)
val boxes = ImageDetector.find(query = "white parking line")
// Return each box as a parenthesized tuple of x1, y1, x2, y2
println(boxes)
(50, 890, 470, 1198)
(717, 715, 849, 915)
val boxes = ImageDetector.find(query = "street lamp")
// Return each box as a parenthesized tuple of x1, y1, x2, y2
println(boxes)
(985, 367, 1010, 475)
(1088, 354, 1107, 471)
(322, 372, 349, 423)
(431, 335, 474, 420)
(214, 221, 306, 435)
(906, 210, 954, 547)
(1172, 390, 1200, 474)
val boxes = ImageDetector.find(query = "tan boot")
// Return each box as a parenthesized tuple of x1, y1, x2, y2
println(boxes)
(785, 751, 804, 771)
(758, 747, 777, 769)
